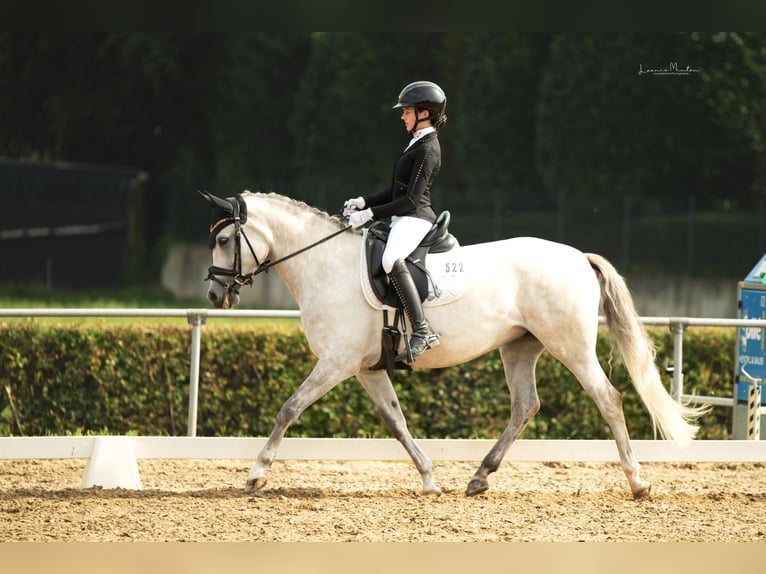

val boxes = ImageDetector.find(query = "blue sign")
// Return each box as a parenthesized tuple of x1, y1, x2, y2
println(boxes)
(737, 285, 766, 404)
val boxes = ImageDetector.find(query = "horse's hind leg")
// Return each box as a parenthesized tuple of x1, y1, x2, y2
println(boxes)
(565, 354, 651, 498)
(356, 369, 440, 495)
(466, 334, 544, 496)
(246, 357, 353, 492)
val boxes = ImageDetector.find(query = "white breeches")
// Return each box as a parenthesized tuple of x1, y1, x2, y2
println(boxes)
(381, 215, 433, 274)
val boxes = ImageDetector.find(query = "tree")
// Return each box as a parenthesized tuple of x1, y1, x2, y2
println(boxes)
(688, 32, 766, 200)
(454, 33, 550, 206)
(535, 33, 764, 216)
(289, 32, 467, 212)
(211, 33, 311, 194)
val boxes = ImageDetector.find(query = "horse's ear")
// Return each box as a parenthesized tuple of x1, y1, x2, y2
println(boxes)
(198, 190, 233, 213)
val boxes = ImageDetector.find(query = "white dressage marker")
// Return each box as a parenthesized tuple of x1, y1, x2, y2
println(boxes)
(81, 436, 142, 490)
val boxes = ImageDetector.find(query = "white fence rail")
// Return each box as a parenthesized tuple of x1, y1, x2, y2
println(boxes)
(2, 436, 766, 463)
(1, 309, 765, 437)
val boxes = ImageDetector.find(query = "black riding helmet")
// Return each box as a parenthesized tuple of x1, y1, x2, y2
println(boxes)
(393, 81, 447, 132)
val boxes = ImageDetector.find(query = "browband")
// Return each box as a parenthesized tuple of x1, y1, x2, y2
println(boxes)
(207, 195, 248, 249)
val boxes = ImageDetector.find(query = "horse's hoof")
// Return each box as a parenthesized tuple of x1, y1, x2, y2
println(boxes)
(465, 477, 489, 497)
(422, 486, 442, 496)
(245, 477, 267, 493)
(632, 482, 651, 500)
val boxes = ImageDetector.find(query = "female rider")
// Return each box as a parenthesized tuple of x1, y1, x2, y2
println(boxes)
(344, 80, 447, 362)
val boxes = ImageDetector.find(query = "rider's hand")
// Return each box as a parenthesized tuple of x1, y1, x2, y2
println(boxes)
(348, 208, 373, 228)
(343, 196, 366, 216)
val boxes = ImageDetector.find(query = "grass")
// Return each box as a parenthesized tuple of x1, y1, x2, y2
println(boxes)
(0, 282, 200, 307)
(0, 283, 302, 328)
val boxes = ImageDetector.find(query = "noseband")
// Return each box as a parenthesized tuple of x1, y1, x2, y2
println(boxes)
(204, 193, 351, 305)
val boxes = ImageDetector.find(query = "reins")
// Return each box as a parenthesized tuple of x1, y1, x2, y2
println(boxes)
(255, 224, 352, 275)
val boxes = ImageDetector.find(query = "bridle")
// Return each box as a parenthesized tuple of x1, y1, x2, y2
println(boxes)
(202, 192, 351, 306)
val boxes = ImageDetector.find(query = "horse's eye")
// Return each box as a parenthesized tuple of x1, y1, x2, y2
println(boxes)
(217, 236, 229, 247)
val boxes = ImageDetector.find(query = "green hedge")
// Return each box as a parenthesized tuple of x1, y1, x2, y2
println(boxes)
(0, 323, 736, 439)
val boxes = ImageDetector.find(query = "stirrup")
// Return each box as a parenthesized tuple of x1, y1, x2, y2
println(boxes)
(396, 329, 440, 362)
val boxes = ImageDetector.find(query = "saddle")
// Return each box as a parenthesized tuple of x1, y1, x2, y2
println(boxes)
(365, 211, 458, 308)
(365, 211, 458, 376)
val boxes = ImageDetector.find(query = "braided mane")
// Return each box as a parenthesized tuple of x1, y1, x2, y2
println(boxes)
(241, 190, 346, 229)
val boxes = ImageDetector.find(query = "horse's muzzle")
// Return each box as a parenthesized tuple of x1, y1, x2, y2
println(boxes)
(207, 284, 241, 309)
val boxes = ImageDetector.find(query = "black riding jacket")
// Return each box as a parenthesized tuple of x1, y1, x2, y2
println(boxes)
(364, 131, 440, 223)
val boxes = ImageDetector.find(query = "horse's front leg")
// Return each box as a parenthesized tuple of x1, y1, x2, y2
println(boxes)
(246, 357, 353, 492)
(356, 369, 440, 495)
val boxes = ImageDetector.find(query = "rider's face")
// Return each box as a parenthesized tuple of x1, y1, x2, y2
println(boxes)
(400, 107, 428, 133)
(400, 107, 416, 132)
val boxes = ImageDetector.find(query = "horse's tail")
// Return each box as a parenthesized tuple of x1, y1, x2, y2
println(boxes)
(586, 253, 707, 445)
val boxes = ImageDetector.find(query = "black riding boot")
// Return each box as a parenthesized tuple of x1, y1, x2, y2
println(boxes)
(389, 259, 440, 362)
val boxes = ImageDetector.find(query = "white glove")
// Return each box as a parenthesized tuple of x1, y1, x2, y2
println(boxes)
(343, 196, 366, 216)
(348, 208, 373, 228)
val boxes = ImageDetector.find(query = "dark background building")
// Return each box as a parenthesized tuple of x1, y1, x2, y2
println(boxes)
(0, 158, 146, 288)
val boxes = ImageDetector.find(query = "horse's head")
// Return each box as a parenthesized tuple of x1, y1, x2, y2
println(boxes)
(199, 190, 269, 309)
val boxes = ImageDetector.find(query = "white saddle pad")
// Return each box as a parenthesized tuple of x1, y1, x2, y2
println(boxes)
(359, 229, 467, 311)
